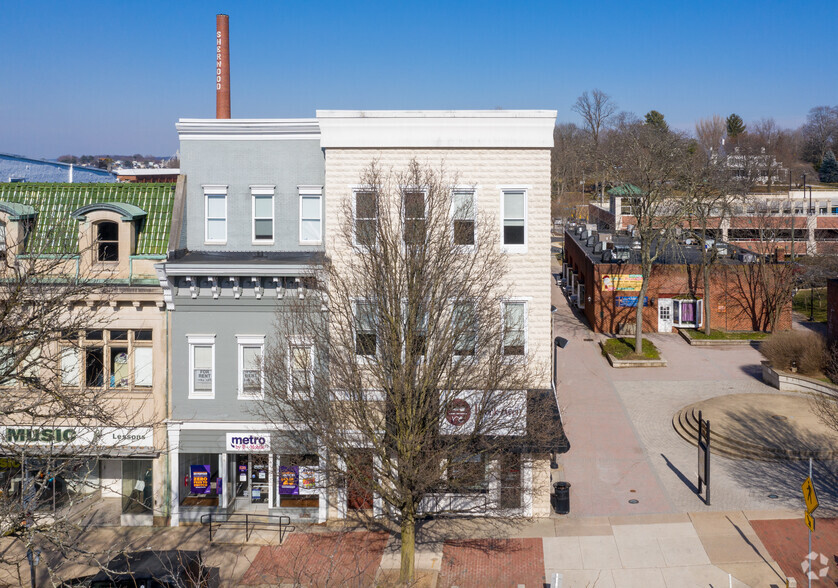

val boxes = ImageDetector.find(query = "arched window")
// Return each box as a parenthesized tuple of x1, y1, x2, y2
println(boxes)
(96, 221, 119, 262)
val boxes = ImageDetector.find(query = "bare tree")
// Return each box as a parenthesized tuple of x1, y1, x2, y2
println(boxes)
(259, 160, 558, 584)
(572, 89, 617, 201)
(0, 230, 156, 586)
(551, 122, 590, 218)
(682, 146, 740, 334)
(602, 119, 691, 350)
(800, 105, 838, 168)
(724, 200, 797, 332)
(695, 115, 726, 155)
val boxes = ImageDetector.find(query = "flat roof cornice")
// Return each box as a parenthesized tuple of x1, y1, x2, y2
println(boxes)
(176, 118, 320, 140)
(316, 109, 557, 149)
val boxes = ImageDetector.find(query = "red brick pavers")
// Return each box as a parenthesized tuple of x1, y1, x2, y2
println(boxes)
(438, 538, 544, 588)
(239, 531, 388, 587)
(751, 518, 838, 586)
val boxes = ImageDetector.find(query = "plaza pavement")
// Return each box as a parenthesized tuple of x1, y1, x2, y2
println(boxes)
(5, 262, 832, 586)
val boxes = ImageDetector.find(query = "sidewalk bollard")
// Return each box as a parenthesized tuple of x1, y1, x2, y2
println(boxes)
(551, 572, 563, 587)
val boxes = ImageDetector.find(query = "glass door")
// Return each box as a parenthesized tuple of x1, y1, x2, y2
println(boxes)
(250, 455, 269, 504)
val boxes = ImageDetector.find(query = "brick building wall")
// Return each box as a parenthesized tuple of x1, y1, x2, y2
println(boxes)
(564, 233, 793, 334)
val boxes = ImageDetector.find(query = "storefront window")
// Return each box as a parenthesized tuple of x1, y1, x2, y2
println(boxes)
(179, 453, 220, 507)
(1, 457, 98, 512)
(122, 459, 153, 514)
(277, 454, 319, 508)
(672, 299, 703, 328)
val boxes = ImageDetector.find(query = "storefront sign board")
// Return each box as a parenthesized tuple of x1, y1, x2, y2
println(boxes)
(1, 427, 153, 449)
(440, 390, 526, 436)
(226, 433, 270, 452)
(615, 296, 648, 307)
(602, 274, 643, 292)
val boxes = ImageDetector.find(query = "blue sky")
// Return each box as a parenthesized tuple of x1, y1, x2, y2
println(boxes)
(2, 0, 835, 158)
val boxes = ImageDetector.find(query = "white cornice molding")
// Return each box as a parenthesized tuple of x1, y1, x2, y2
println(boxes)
(317, 110, 557, 149)
(176, 118, 320, 140)
(164, 263, 313, 277)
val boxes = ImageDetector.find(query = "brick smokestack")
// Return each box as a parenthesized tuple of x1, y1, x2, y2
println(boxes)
(216, 14, 230, 119)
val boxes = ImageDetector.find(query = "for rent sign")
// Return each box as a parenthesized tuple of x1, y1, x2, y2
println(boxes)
(226, 433, 271, 452)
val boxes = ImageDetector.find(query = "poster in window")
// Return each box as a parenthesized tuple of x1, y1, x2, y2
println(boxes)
(299, 467, 317, 492)
(195, 369, 212, 385)
(279, 466, 299, 495)
(190, 465, 211, 495)
(238, 463, 247, 482)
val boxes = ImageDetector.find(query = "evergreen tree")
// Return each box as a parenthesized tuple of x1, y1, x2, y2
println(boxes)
(644, 110, 669, 132)
(820, 150, 838, 183)
(726, 113, 746, 138)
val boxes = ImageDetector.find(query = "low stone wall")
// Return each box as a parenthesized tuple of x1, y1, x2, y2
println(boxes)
(600, 342, 667, 368)
(761, 361, 838, 397)
(678, 329, 760, 347)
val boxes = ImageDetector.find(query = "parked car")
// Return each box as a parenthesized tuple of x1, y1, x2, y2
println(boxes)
(61, 551, 208, 588)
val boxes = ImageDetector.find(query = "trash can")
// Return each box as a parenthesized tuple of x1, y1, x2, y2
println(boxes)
(552, 481, 570, 515)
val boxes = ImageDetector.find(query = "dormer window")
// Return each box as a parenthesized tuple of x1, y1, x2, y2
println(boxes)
(96, 221, 119, 262)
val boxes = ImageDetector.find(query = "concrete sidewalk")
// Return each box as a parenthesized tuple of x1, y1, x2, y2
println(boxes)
(3, 511, 794, 587)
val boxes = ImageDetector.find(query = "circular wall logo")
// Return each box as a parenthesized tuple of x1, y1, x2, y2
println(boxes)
(445, 399, 471, 426)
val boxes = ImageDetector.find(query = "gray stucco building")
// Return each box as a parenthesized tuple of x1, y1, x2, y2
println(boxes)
(157, 119, 326, 525)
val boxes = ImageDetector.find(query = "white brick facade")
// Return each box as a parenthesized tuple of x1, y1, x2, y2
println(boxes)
(322, 139, 554, 389)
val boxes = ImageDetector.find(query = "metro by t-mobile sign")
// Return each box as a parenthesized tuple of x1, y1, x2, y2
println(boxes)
(226, 433, 270, 452)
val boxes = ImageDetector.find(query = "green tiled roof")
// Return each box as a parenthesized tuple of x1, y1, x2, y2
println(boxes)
(0, 183, 174, 255)
(608, 183, 643, 196)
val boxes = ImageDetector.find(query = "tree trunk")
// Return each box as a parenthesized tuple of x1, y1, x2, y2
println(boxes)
(399, 511, 416, 585)
(703, 261, 712, 335)
(634, 277, 649, 353)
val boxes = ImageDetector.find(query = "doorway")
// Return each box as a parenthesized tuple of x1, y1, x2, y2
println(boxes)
(234, 454, 269, 511)
(658, 299, 673, 333)
(346, 451, 374, 511)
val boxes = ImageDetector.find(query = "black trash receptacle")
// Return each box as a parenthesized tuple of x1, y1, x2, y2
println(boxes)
(552, 481, 570, 514)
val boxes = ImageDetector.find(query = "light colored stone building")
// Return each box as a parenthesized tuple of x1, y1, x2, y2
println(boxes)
(318, 110, 562, 517)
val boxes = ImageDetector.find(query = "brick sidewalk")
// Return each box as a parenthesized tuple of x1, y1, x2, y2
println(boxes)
(751, 518, 838, 586)
(437, 538, 544, 588)
(239, 531, 388, 587)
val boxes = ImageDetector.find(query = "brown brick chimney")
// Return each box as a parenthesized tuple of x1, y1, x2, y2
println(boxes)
(216, 14, 230, 119)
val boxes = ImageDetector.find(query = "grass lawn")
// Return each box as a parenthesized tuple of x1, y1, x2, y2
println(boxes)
(793, 287, 827, 323)
(602, 337, 661, 360)
(684, 328, 769, 341)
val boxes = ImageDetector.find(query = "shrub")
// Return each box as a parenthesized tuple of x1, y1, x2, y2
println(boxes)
(761, 331, 827, 375)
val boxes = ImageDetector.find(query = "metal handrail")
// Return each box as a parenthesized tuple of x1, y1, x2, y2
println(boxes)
(200, 512, 293, 542)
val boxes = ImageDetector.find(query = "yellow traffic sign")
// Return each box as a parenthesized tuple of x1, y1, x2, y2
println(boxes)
(802, 476, 819, 513)
(805, 510, 815, 533)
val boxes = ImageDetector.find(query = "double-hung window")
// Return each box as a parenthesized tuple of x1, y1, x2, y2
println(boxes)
(403, 190, 426, 245)
(204, 186, 227, 244)
(354, 300, 377, 357)
(188, 335, 215, 399)
(251, 186, 275, 243)
(502, 301, 527, 357)
(289, 344, 313, 397)
(452, 301, 477, 357)
(354, 190, 378, 248)
(502, 189, 527, 250)
(299, 187, 323, 245)
(452, 190, 476, 247)
(237, 335, 264, 399)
